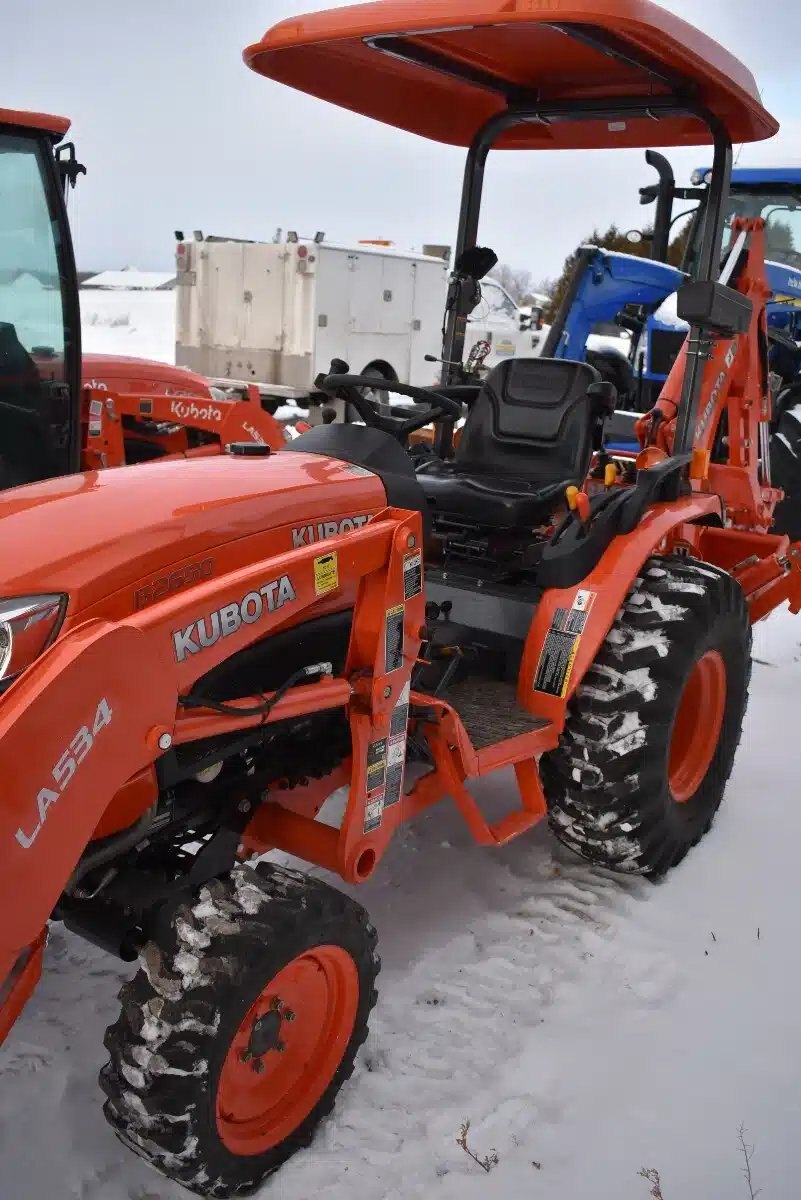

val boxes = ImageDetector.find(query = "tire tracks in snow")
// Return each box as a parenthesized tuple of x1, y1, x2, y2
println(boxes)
(268, 801, 669, 1200)
(1, 786, 676, 1200)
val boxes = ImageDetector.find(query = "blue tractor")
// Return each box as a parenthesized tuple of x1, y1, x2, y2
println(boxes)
(542, 156, 801, 529)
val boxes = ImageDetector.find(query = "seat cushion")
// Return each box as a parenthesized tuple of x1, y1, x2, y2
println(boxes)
(416, 458, 570, 527)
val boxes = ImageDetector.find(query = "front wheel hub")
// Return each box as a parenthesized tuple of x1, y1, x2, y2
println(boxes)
(669, 649, 727, 804)
(217, 945, 359, 1155)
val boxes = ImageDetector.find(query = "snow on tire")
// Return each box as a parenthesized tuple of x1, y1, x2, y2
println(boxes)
(541, 556, 751, 877)
(100, 861, 379, 1198)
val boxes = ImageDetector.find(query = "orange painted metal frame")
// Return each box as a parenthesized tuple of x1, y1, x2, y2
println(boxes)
(637, 220, 780, 531)
(81, 384, 288, 468)
(631, 217, 801, 617)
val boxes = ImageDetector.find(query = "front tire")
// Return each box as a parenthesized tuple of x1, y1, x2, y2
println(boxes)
(541, 557, 751, 877)
(101, 862, 379, 1197)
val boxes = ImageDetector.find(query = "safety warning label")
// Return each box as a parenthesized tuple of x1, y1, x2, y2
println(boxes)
(385, 682, 410, 809)
(313, 551, 339, 596)
(533, 590, 597, 698)
(364, 737, 388, 833)
(390, 680, 410, 738)
(403, 549, 423, 600)
(384, 604, 405, 673)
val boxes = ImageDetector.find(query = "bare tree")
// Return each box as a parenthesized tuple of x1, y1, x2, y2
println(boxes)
(737, 1125, 761, 1199)
(489, 263, 534, 304)
(638, 1167, 665, 1199)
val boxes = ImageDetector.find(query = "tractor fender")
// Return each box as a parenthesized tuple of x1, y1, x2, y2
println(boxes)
(0, 619, 175, 982)
(520, 493, 722, 723)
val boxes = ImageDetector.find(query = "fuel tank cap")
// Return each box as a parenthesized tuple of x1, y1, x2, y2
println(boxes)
(225, 442, 271, 457)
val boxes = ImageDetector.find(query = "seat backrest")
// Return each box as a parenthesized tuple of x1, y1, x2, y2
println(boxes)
(456, 357, 604, 483)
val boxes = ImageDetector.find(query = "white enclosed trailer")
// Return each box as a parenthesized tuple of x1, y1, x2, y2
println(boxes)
(175, 235, 540, 399)
(175, 236, 450, 392)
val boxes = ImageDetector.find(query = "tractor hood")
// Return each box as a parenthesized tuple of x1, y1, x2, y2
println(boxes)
(0, 451, 385, 618)
(81, 354, 213, 399)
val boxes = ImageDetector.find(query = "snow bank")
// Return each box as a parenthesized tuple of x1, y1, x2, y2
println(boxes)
(80, 288, 176, 365)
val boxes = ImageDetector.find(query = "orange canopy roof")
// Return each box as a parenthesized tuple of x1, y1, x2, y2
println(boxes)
(0, 109, 70, 139)
(244, 0, 778, 151)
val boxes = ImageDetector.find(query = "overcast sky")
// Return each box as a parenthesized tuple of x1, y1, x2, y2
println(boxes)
(4, 0, 801, 281)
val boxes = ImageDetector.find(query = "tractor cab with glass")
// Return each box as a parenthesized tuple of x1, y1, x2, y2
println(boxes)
(0, 110, 82, 490)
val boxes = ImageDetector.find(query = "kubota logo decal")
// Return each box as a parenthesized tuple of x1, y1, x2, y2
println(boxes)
(292, 515, 369, 547)
(696, 343, 737, 438)
(172, 574, 296, 662)
(15, 699, 113, 850)
(170, 399, 224, 423)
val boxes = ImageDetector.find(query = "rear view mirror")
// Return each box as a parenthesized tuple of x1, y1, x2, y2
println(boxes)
(454, 246, 498, 280)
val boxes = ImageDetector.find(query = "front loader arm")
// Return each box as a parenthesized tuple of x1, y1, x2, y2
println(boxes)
(82, 384, 288, 470)
(0, 507, 422, 1042)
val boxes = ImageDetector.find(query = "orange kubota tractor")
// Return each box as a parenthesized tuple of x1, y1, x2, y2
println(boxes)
(2, 3, 799, 1196)
(0, 107, 289, 489)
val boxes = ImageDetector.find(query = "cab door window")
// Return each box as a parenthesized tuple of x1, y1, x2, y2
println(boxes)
(0, 133, 72, 487)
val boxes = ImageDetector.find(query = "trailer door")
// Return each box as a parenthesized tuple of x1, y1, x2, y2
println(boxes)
(348, 251, 384, 333)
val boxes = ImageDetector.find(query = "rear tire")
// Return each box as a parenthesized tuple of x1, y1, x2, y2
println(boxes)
(771, 401, 801, 539)
(100, 862, 379, 1197)
(541, 556, 751, 877)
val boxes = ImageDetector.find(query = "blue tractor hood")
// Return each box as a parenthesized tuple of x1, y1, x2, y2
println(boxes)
(549, 246, 684, 359)
(693, 166, 801, 187)
(650, 259, 801, 340)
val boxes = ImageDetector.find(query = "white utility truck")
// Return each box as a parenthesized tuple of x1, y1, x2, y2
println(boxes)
(175, 234, 536, 403)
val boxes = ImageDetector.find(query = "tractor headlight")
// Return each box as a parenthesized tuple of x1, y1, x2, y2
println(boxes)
(0, 595, 66, 686)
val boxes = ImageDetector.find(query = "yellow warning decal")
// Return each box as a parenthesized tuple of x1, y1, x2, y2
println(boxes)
(384, 604, 405, 673)
(314, 551, 339, 596)
(533, 589, 597, 698)
(560, 638, 580, 699)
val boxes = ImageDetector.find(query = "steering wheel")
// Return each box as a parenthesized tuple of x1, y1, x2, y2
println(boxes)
(314, 359, 463, 441)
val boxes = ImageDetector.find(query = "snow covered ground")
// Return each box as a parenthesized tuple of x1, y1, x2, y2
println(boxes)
(80, 287, 176, 365)
(2, 608, 800, 1200)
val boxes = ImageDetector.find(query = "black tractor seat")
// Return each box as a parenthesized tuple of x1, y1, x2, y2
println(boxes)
(416, 357, 616, 529)
(415, 460, 569, 527)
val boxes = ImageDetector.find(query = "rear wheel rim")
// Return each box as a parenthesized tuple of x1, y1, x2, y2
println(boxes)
(216, 944, 359, 1155)
(669, 650, 727, 804)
